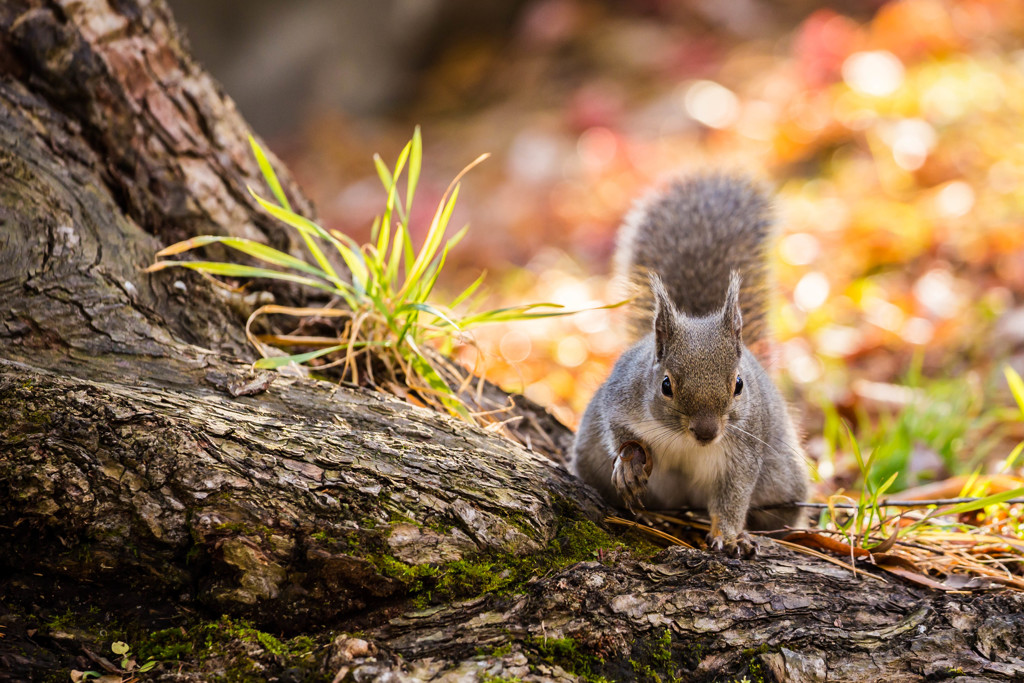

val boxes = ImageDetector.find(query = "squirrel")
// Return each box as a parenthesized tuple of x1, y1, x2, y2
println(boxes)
(569, 173, 809, 556)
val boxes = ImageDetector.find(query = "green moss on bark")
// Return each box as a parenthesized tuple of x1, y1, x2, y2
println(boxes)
(365, 518, 654, 607)
(135, 616, 324, 680)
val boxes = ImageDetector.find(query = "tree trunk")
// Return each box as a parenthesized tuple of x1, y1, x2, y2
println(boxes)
(1, 1, 1023, 681)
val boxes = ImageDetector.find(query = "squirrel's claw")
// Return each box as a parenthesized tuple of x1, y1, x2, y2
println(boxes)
(707, 530, 760, 558)
(734, 532, 760, 558)
(612, 441, 652, 513)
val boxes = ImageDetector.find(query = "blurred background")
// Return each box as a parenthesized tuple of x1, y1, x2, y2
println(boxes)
(170, 0, 1024, 495)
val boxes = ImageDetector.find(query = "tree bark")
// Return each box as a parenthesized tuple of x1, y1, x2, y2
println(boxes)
(1, 1, 1024, 682)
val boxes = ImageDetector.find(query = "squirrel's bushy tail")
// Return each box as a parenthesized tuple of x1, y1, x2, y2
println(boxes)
(614, 172, 774, 348)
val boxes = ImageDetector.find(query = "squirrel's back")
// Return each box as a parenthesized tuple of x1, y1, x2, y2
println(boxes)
(615, 173, 774, 347)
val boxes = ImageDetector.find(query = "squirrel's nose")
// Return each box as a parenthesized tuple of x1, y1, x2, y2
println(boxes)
(689, 417, 719, 444)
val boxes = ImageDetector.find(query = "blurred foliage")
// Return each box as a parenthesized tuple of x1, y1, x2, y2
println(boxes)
(276, 0, 1024, 495)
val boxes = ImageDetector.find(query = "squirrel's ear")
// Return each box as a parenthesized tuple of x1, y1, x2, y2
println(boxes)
(722, 271, 742, 338)
(650, 273, 679, 362)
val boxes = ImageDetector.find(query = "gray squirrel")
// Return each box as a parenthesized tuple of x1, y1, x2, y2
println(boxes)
(569, 173, 808, 555)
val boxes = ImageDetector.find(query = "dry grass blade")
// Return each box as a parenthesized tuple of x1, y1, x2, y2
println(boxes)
(628, 508, 1023, 591)
(771, 537, 889, 583)
(792, 511, 1024, 591)
(611, 512, 888, 581)
(604, 516, 694, 548)
(641, 510, 707, 529)
(783, 531, 872, 559)
(872, 565, 954, 591)
(916, 530, 1024, 551)
(256, 334, 350, 347)
(245, 304, 351, 351)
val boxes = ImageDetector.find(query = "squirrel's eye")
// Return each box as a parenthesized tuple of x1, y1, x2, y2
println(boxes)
(661, 376, 673, 397)
(734, 376, 744, 396)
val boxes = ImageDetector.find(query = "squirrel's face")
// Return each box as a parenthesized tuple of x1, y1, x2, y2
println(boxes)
(650, 271, 744, 447)
(654, 317, 742, 446)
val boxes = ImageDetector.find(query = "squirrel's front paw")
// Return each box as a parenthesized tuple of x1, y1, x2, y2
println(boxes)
(611, 441, 652, 513)
(707, 530, 760, 558)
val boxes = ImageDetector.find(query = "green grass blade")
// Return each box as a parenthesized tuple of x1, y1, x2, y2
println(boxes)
(301, 230, 349, 293)
(394, 297, 426, 347)
(1005, 365, 1024, 415)
(254, 339, 393, 369)
(450, 271, 487, 309)
(402, 219, 416, 281)
(445, 224, 470, 251)
(460, 298, 630, 326)
(412, 255, 445, 306)
(406, 126, 422, 217)
(394, 139, 411, 181)
(875, 471, 899, 502)
(374, 154, 394, 193)
(249, 136, 291, 211)
(457, 302, 567, 326)
(411, 226, 468, 304)
(403, 184, 461, 296)
(369, 215, 381, 244)
(254, 344, 348, 368)
(248, 188, 348, 284)
(409, 351, 450, 392)
(385, 221, 406, 289)
(156, 235, 327, 279)
(408, 352, 471, 421)
(328, 230, 372, 297)
(374, 161, 396, 256)
(957, 466, 983, 498)
(378, 179, 398, 264)
(374, 139, 419, 284)
(900, 485, 1024, 538)
(862, 440, 882, 491)
(407, 302, 460, 330)
(249, 187, 372, 294)
(844, 422, 867, 480)
(374, 141, 412, 225)
(249, 187, 333, 242)
(1003, 442, 1024, 472)
(941, 486, 1024, 516)
(362, 244, 383, 277)
(147, 261, 341, 294)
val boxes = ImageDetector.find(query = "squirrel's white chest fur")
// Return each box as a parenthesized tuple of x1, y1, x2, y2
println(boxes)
(631, 418, 731, 509)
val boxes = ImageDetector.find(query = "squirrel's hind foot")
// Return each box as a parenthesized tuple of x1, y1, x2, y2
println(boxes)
(708, 530, 760, 558)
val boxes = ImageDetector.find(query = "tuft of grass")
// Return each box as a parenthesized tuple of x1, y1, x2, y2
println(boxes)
(795, 365, 1024, 588)
(148, 129, 614, 422)
(818, 425, 1024, 548)
(819, 374, 1000, 494)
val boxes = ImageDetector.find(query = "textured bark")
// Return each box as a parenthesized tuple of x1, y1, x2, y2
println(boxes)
(1, 1, 1024, 682)
(364, 546, 1024, 683)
